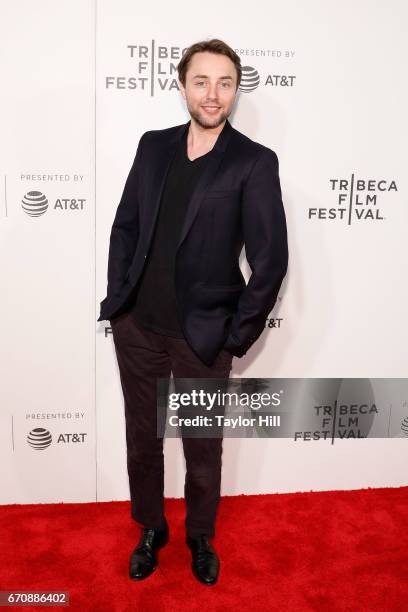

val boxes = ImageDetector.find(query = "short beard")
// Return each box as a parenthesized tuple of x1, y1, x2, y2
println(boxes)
(187, 105, 229, 130)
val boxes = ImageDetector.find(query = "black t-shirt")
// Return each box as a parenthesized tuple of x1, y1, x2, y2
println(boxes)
(128, 128, 214, 337)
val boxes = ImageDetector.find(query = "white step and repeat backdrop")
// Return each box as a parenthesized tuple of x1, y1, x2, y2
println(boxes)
(1, 0, 407, 504)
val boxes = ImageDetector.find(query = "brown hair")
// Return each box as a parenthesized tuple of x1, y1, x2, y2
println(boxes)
(177, 38, 241, 90)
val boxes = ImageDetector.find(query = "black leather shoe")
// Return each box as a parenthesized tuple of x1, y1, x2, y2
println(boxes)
(129, 525, 169, 580)
(186, 535, 220, 585)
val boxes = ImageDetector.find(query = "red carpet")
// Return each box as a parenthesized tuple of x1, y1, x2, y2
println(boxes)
(1, 487, 408, 611)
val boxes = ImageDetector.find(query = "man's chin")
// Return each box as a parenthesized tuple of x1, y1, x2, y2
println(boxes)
(190, 110, 227, 129)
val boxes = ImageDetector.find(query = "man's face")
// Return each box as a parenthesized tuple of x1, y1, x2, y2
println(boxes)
(180, 51, 238, 130)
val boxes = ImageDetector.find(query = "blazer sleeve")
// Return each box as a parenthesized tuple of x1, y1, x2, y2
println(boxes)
(223, 147, 288, 357)
(105, 132, 147, 299)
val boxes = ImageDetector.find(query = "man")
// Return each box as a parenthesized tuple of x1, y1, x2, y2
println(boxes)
(97, 38, 288, 585)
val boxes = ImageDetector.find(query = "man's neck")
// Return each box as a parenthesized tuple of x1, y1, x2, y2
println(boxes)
(187, 118, 225, 157)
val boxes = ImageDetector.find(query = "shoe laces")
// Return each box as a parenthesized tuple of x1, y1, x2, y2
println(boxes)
(193, 536, 216, 565)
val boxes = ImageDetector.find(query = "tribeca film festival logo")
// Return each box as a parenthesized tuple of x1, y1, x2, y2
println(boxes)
(26, 427, 87, 450)
(294, 402, 378, 442)
(309, 174, 398, 224)
(105, 42, 296, 95)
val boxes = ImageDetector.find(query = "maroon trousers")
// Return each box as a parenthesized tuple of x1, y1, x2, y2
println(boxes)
(110, 311, 234, 539)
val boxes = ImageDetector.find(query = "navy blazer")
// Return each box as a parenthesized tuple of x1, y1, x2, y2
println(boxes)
(97, 118, 288, 367)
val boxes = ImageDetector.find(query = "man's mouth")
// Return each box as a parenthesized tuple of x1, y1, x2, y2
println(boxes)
(202, 105, 221, 114)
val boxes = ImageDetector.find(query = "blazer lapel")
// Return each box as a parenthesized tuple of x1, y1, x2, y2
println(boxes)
(140, 124, 187, 255)
(141, 118, 234, 254)
(177, 118, 233, 250)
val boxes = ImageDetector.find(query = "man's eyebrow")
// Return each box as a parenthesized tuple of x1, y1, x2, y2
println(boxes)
(192, 75, 233, 80)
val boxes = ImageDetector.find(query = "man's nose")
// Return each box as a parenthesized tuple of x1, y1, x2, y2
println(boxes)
(207, 82, 218, 99)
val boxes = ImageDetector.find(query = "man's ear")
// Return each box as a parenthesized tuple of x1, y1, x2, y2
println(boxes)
(179, 80, 186, 99)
